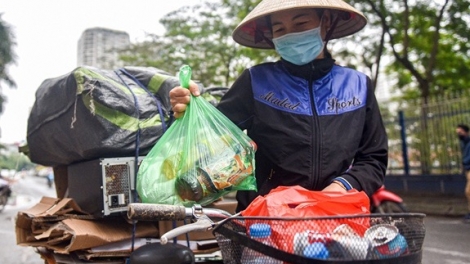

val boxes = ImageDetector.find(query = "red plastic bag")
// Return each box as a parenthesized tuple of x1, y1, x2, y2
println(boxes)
(242, 185, 370, 217)
(241, 185, 371, 253)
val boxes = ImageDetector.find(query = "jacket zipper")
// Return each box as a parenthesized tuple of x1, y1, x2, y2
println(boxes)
(268, 168, 275, 180)
(308, 78, 321, 189)
(258, 168, 275, 194)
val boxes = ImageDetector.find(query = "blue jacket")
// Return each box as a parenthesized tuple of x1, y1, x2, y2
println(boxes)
(217, 58, 388, 211)
(460, 137, 470, 171)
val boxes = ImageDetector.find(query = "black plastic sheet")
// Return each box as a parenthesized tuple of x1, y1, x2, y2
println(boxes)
(27, 66, 179, 166)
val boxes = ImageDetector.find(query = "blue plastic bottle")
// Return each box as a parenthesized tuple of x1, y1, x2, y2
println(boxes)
(241, 223, 282, 263)
(304, 242, 330, 259)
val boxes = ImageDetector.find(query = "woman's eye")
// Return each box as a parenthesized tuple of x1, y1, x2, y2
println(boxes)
(295, 21, 309, 27)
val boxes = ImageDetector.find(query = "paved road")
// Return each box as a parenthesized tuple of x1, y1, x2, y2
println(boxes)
(422, 216, 470, 264)
(0, 174, 56, 264)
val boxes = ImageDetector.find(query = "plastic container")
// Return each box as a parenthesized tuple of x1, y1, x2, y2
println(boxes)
(241, 223, 282, 263)
(304, 242, 329, 259)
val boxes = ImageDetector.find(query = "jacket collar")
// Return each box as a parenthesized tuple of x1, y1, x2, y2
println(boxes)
(281, 57, 335, 81)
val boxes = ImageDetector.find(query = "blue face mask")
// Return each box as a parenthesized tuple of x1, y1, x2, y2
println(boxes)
(272, 26, 324, 66)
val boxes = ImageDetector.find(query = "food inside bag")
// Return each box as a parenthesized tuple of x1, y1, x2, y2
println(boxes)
(137, 65, 257, 206)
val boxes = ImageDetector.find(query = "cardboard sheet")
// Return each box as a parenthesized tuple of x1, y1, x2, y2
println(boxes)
(16, 197, 159, 254)
(16, 196, 236, 256)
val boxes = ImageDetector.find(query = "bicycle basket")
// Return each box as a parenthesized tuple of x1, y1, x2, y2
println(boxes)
(213, 213, 425, 264)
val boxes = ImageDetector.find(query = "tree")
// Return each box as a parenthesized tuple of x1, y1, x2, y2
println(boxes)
(328, 6, 387, 92)
(0, 143, 35, 171)
(338, 0, 470, 174)
(0, 13, 17, 115)
(347, 0, 470, 102)
(120, 0, 276, 87)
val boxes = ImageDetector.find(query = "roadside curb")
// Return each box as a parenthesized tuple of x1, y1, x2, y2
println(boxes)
(399, 192, 468, 217)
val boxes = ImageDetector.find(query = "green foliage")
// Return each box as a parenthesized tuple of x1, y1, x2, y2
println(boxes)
(348, 0, 470, 101)
(119, 0, 276, 87)
(120, 0, 470, 102)
(0, 13, 17, 114)
(0, 152, 34, 171)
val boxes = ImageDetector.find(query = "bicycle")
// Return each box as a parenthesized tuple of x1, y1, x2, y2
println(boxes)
(127, 203, 426, 264)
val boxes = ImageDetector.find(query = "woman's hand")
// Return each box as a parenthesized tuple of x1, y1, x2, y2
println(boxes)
(322, 181, 348, 193)
(169, 81, 200, 119)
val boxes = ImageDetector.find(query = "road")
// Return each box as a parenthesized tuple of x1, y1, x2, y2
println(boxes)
(0, 174, 56, 264)
(422, 216, 470, 264)
(1, 174, 469, 263)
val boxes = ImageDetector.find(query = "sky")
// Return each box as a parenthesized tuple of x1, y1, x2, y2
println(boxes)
(0, 0, 205, 145)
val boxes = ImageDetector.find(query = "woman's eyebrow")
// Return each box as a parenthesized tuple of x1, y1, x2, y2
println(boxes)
(272, 13, 312, 26)
(292, 13, 312, 20)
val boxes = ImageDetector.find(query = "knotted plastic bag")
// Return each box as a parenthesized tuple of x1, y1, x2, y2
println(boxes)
(242, 185, 370, 218)
(137, 65, 257, 206)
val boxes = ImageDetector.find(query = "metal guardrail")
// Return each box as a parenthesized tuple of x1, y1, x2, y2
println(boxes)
(383, 96, 470, 175)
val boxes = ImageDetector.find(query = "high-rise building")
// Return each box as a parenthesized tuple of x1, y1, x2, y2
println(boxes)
(77, 27, 130, 69)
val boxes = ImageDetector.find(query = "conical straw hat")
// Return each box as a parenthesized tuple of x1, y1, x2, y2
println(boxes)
(232, 0, 367, 49)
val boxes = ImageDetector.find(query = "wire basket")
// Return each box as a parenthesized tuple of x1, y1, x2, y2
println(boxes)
(213, 213, 425, 264)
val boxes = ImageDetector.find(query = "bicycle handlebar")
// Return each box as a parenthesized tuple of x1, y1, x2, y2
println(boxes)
(127, 203, 190, 221)
(127, 203, 235, 243)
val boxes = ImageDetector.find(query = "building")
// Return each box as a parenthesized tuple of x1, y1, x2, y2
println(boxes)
(77, 27, 130, 69)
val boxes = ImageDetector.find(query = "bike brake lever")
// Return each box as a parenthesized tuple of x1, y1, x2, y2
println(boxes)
(160, 215, 214, 245)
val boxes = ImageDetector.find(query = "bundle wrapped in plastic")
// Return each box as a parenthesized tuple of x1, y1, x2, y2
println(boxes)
(27, 66, 177, 166)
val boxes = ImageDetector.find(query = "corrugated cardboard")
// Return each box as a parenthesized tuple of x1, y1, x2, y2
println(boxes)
(15, 197, 92, 245)
(16, 196, 159, 254)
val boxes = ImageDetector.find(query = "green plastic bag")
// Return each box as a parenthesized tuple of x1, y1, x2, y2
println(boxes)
(137, 65, 257, 206)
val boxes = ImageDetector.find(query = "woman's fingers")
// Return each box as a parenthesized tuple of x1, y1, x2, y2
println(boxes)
(170, 87, 191, 106)
(188, 81, 200, 96)
(169, 82, 201, 118)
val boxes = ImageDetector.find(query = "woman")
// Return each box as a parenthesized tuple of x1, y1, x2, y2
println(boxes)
(170, 0, 388, 212)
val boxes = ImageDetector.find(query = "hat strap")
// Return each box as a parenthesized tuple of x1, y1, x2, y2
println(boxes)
(324, 14, 342, 43)
(254, 17, 274, 48)
(256, 29, 274, 47)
